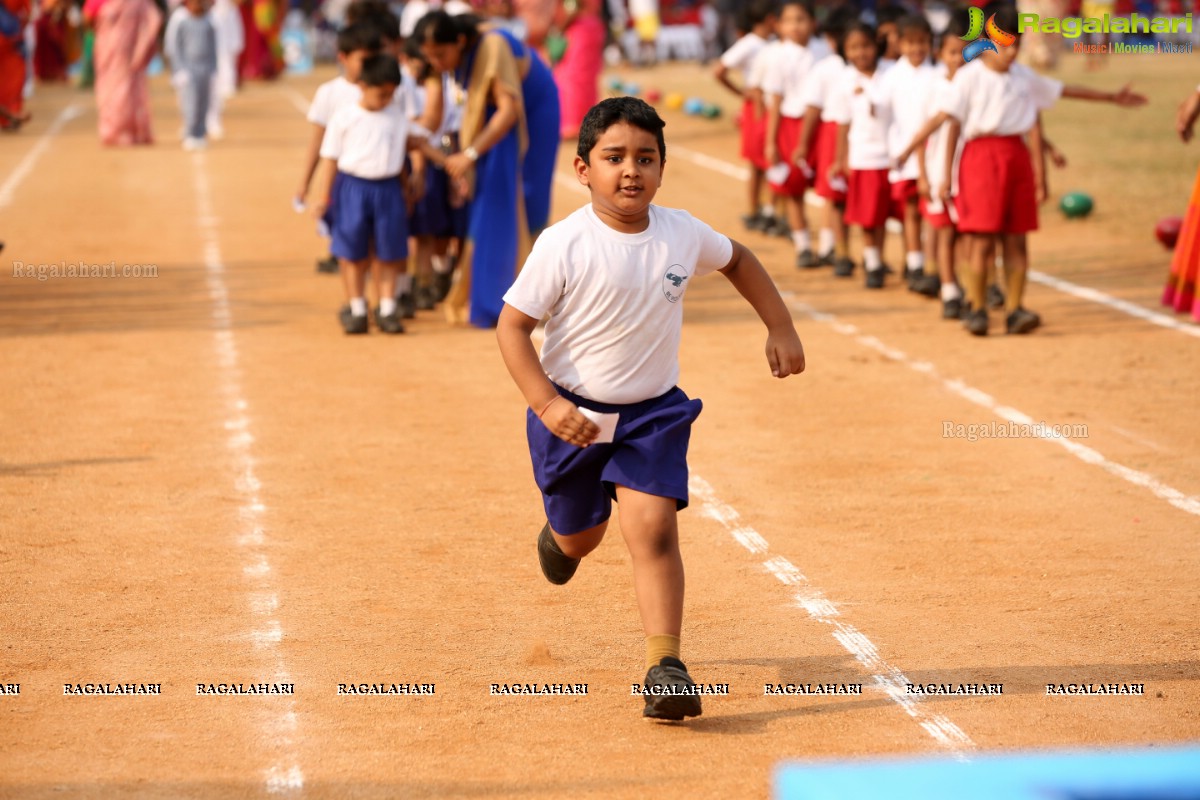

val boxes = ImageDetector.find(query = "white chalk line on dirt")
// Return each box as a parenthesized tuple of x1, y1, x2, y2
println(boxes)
(689, 476, 976, 757)
(786, 295, 1200, 518)
(191, 153, 305, 794)
(0, 104, 81, 208)
(668, 144, 1198, 337)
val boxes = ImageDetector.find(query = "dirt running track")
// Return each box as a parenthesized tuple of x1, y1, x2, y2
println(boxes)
(1, 60, 1198, 799)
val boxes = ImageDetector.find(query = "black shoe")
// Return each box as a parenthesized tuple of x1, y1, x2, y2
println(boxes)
(765, 218, 790, 238)
(414, 286, 437, 311)
(817, 250, 835, 267)
(963, 307, 988, 336)
(398, 292, 417, 319)
(741, 211, 767, 232)
(864, 268, 885, 289)
(316, 256, 339, 274)
(338, 305, 369, 335)
(942, 297, 964, 320)
(1005, 306, 1041, 334)
(911, 273, 941, 298)
(987, 283, 1006, 310)
(374, 306, 405, 334)
(796, 249, 820, 269)
(642, 657, 703, 721)
(537, 522, 579, 585)
(833, 257, 855, 277)
(904, 267, 923, 288)
(434, 270, 453, 303)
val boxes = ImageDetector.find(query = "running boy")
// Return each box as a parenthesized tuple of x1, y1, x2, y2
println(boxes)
(309, 54, 443, 334)
(937, 4, 1145, 335)
(496, 97, 806, 721)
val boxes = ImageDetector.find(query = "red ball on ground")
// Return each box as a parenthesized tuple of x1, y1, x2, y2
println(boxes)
(1156, 216, 1183, 250)
(645, 88, 662, 103)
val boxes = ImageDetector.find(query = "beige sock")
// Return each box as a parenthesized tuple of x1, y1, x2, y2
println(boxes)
(646, 634, 681, 671)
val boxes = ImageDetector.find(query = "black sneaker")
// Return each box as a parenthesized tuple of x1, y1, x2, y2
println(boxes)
(817, 250, 835, 267)
(987, 283, 1006, 310)
(904, 267, 923, 288)
(911, 273, 941, 298)
(398, 292, 417, 319)
(316, 256, 339, 274)
(942, 297, 964, 320)
(1005, 306, 1042, 334)
(833, 257, 855, 277)
(537, 522, 579, 585)
(963, 307, 989, 336)
(338, 305, 369, 335)
(796, 249, 820, 269)
(375, 306, 405, 334)
(765, 218, 790, 238)
(642, 657, 703, 721)
(864, 268, 885, 289)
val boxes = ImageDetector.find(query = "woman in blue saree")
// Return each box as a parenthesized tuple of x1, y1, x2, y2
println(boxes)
(419, 11, 561, 328)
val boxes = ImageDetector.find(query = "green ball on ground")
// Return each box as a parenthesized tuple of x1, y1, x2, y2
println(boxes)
(1059, 191, 1094, 219)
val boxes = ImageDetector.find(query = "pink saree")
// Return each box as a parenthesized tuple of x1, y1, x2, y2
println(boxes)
(86, 0, 161, 146)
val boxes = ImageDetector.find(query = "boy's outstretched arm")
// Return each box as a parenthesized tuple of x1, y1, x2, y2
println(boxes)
(718, 240, 806, 379)
(1061, 83, 1147, 107)
(496, 304, 600, 448)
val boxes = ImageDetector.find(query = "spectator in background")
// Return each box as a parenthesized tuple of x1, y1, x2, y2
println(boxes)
(0, 0, 31, 130)
(34, 0, 79, 82)
(84, 0, 162, 145)
(553, 0, 604, 137)
(209, 0, 244, 135)
(628, 0, 658, 64)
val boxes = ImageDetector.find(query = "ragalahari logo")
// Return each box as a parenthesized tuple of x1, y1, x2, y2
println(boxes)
(960, 7, 1016, 62)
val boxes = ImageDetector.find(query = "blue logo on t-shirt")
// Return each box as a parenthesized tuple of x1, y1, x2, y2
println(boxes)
(663, 265, 690, 304)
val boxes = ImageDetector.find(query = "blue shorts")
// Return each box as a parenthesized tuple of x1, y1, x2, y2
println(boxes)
(525, 384, 703, 536)
(331, 172, 409, 263)
(408, 162, 455, 238)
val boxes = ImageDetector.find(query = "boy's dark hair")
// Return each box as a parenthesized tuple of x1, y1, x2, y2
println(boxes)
(985, 2, 1021, 40)
(576, 97, 667, 165)
(818, 5, 859, 42)
(346, 0, 400, 40)
(337, 21, 383, 55)
(897, 13, 933, 39)
(875, 3, 906, 26)
(780, 0, 816, 20)
(358, 53, 402, 87)
(403, 35, 434, 83)
(837, 20, 878, 62)
(416, 9, 483, 45)
(736, 0, 776, 33)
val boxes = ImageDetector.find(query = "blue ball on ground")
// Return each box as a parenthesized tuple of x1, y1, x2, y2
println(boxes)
(683, 97, 705, 116)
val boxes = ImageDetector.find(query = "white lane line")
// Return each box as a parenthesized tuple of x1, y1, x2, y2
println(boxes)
(283, 88, 311, 116)
(0, 104, 81, 208)
(191, 152, 305, 795)
(691, 476, 975, 757)
(667, 144, 1197, 337)
(788, 295, 1200, 518)
(1029, 269, 1200, 340)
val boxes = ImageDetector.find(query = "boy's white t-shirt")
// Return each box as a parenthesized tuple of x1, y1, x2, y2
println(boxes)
(307, 75, 361, 127)
(826, 62, 893, 171)
(872, 57, 938, 181)
(503, 204, 734, 405)
(746, 39, 782, 93)
(760, 40, 820, 118)
(720, 31, 767, 86)
(320, 103, 427, 180)
(801, 52, 846, 121)
(940, 60, 1063, 140)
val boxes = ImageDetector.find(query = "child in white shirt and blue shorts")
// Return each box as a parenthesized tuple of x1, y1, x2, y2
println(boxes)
(497, 96, 806, 721)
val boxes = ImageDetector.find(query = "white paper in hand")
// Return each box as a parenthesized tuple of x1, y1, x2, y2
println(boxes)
(577, 407, 618, 444)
